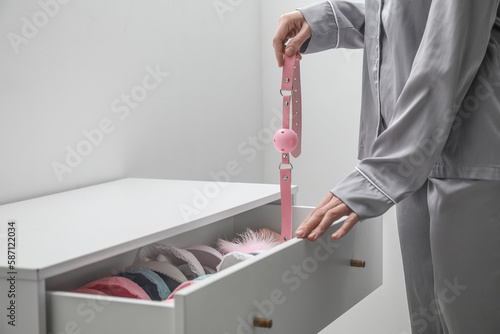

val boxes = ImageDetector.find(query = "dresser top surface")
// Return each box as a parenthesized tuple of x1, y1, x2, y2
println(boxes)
(0, 178, 294, 277)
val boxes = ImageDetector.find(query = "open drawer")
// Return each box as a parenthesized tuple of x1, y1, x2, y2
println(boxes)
(46, 205, 382, 334)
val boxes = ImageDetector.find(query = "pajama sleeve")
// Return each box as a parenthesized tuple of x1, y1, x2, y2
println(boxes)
(332, 0, 500, 219)
(298, 1, 365, 52)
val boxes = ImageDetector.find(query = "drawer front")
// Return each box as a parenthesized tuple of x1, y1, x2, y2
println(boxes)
(47, 205, 382, 334)
(175, 205, 382, 334)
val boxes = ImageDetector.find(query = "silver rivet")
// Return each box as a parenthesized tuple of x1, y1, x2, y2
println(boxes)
(284, 237, 288, 241)
(283, 175, 288, 180)
(285, 78, 290, 83)
(282, 154, 288, 158)
(284, 101, 289, 106)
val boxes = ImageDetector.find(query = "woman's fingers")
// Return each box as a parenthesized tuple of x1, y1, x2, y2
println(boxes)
(295, 193, 356, 241)
(273, 11, 311, 67)
(296, 193, 334, 237)
(273, 16, 289, 67)
(331, 212, 360, 239)
(301, 192, 335, 223)
(284, 22, 311, 57)
(306, 202, 353, 241)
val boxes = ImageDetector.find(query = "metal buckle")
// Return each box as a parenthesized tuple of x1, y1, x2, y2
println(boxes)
(280, 88, 295, 97)
(278, 163, 293, 169)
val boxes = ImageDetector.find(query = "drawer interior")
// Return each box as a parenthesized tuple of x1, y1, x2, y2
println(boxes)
(45, 204, 288, 292)
(45, 216, 233, 292)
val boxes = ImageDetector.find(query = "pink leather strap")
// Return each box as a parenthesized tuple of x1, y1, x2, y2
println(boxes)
(279, 55, 302, 243)
(280, 154, 293, 243)
(281, 55, 295, 93)
(291, 59, 302, 158)
(280, 55, 302, 154)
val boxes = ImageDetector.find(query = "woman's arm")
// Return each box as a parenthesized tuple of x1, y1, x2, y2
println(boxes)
(273, 1, 365, 66)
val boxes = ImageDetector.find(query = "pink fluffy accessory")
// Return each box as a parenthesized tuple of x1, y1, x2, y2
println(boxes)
(216, 228, 281, 255)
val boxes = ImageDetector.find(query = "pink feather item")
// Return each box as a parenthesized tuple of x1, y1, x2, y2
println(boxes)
(217, 228, 281, 255)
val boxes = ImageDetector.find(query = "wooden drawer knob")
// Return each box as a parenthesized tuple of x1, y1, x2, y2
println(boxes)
(350, 259, 366, 268)
(254, 318, 273, 328)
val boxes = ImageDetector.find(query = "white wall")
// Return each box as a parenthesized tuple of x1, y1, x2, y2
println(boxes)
(0, 0, 264, 205)
(260, 1, 411, 333)
(1, 0, 411, 332)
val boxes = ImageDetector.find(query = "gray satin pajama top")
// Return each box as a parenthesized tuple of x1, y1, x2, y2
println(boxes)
(298, 0, 500, 219)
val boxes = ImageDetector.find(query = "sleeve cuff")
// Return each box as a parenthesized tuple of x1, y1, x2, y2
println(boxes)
(298, 1, 339, 54)
(331, 169, 395, 220)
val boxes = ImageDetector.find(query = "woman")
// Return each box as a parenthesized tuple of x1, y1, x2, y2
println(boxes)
(273, 1, 500, 333)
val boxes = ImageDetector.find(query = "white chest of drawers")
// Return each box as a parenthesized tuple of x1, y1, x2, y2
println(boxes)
(0, 178, 382, 334)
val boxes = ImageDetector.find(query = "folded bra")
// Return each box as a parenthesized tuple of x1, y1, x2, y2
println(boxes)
(73, 276, 151, 300)
(115, 267, 170, 301)
(162, 274, 213, 303)
(127, 260, 187, 292)
(135, 243, 206, 280)
(184, 245, 223, 274)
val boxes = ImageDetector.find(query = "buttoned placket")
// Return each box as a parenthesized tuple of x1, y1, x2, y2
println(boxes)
(375, 0, 385, 138)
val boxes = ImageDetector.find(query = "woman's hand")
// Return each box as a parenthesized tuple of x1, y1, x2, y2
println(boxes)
(295, 193, 359, 241)
(272, 10, 311, 67)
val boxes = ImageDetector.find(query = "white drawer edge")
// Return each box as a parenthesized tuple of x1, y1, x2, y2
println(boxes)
(47, 290, 175, 308)
(47, 291, 175, 334)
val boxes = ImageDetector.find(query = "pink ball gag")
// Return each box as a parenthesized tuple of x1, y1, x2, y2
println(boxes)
(273, 129, 298, 153)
